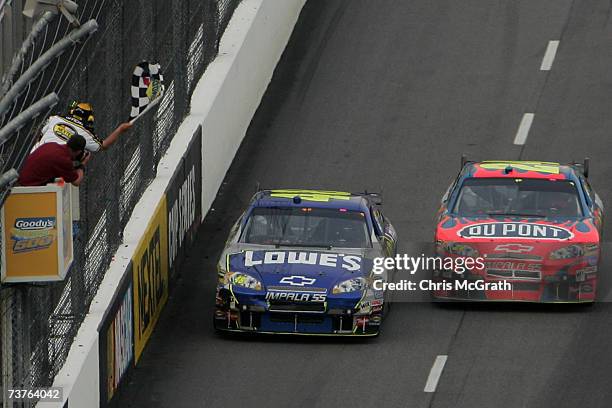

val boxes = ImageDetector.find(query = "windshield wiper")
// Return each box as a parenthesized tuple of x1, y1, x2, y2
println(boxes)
(274, 243, 332, 249)
(487, 212, 546, 218)
(273, 207, 291, 248)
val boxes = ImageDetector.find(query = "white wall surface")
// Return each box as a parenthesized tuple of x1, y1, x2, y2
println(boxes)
(196, 0, 307, 214)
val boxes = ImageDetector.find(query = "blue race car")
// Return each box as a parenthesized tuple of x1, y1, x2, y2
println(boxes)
(214, 189, 397, 336)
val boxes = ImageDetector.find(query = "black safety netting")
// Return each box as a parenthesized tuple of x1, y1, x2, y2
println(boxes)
(0, 0, 241, 405)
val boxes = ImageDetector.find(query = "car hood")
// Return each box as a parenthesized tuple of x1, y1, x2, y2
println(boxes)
(224, 245, 376, 289)
(436, 215, 600, 244)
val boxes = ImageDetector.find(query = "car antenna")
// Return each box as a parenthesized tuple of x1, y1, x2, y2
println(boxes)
(461, 154, 468, 169)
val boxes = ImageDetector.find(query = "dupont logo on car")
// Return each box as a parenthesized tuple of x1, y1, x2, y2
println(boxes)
(458, 222, 573, 240)
(14, 217, 56, 230)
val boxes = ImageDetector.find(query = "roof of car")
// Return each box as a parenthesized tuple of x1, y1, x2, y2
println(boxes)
(252, 189, 371, 211)
(466, 161, 576, 180)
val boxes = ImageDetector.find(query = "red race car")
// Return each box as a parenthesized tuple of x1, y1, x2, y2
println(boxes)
(433, 159, 603, 303)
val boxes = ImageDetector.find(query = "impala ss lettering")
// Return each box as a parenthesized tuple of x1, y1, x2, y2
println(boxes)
(484, 261, 542, 271)
(265, 291, 327, 302)
(458, 222, 572, 240)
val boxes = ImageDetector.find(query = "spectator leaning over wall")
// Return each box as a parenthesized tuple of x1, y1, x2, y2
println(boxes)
(19, 134, 89, 187)
(32, 101, 133, 162)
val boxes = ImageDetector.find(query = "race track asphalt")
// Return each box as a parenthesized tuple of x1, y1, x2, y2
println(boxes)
(117, 1, 612, 407)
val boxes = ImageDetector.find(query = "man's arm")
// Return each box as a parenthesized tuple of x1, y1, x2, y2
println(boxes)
(57, 156, 83, 186)
(101, 122, 132, 150)
(71, 169, 84, 186)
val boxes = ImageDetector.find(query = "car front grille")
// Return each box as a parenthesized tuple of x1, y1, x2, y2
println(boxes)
(267, 286, 327, 292)
(486, 269, 541, 280)
(485, 254, 543, 261)
(268, 301, 326, 313)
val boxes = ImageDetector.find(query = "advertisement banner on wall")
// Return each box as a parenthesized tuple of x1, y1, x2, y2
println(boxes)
(132, 198, 168, 363)
(98, 263, 134, 407)
(1, 183, 73, 282)
(166, 125, 202, 277)
(98, 125, 201, 403)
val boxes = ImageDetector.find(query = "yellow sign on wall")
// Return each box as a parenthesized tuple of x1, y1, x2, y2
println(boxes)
(132, 198, 168, 363)
(1, 184, 73, 282)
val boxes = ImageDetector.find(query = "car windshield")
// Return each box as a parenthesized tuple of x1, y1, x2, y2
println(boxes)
(240, 207, 371, 248)
(453, 178, 583, 218)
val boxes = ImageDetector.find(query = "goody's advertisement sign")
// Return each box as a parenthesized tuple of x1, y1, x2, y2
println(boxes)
(1, 184, 73, 282)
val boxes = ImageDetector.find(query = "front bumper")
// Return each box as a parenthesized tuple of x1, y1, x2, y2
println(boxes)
(214, 287, 383, 335)
(431, 270, 597, 303)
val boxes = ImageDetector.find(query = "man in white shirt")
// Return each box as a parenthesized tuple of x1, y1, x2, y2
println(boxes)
(33, 101, 132, 158)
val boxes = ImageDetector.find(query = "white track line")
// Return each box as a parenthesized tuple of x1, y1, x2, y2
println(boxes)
(513, 113, 535, 145)
(424, 355, 448, 393)
(540, 40, 559, 71)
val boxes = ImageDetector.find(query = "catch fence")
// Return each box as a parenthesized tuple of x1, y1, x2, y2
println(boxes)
(0, 0, 241, 406)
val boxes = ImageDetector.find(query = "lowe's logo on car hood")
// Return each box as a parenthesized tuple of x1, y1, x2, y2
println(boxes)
(458, 222, 573, 240)
(243, 250, 362, 271)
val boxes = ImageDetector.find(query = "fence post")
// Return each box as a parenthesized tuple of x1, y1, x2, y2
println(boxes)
(172, 0, 188, 124)
(1, 287, 31, 408)
(1, 288, 13, 408)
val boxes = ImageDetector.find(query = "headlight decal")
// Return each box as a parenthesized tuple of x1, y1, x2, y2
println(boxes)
(437, 241, 479, 258)
(449, 243, 479, 257)
(333, 277, 367, 294)
(549, 244, 586, 260)
(228, 272, 263, 291)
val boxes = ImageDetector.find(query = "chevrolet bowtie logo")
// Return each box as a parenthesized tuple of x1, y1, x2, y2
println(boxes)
(494, 244, 534, 253)
(279, 276, 316, 286)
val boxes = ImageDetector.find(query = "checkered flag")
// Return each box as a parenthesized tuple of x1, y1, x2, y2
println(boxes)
(129, 61, 165, 123)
